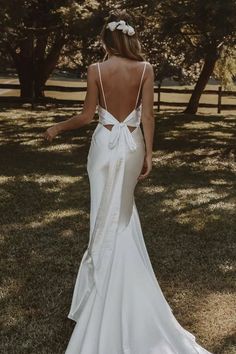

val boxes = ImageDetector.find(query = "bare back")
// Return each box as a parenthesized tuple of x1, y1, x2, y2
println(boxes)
(96, 58, 147, 123)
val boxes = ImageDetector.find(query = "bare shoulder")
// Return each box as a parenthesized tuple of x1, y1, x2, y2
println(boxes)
(89, 62, 99, 68)
(86, 63, 99, 80)
(142, 61, 154, 79)
(144, 61, 154, 72)
(87, 62, 98, 72)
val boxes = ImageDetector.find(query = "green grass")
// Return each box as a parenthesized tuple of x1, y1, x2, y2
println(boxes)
(0, 105, 235, 354)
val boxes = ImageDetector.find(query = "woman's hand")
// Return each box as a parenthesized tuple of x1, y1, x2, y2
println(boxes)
(43, 125, 60, 143)
(138, 154, 152, 180)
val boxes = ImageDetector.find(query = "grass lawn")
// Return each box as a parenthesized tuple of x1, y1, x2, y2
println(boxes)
(0, 105, 235, 354)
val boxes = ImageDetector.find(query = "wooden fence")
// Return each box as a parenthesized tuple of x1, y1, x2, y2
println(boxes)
(154, 84, 236, 113)
(0, 82, 236, 113)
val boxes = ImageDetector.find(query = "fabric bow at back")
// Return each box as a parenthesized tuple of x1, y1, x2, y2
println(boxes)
(98, 105, 142, 151)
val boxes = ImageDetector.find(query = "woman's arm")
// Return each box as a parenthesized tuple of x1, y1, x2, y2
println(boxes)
(138, 62, 155, 180)
(43, 64, 98, 142)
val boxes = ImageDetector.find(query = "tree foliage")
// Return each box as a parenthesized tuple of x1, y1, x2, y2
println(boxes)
(0, 0, 101, 97)
(215, 46, 236, 89)
(150, 0, 236, 112)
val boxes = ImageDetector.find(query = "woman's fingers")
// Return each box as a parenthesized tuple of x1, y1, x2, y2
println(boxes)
(138, 159, 152, 180)
(43, 131, 52, 142)
(138, 167, 151, 180)
(42, 127, 57, 143)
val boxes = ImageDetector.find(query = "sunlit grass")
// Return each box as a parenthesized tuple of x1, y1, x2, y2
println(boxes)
(0, 107, 235, 354)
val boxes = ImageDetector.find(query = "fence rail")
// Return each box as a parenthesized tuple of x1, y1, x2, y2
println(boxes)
(153, 85, 236, 113)
(0, 82, 236, 113)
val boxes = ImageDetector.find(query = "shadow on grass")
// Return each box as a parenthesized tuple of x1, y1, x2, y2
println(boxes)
(153, 112, 236, 155)
(0, 107, 235, 353)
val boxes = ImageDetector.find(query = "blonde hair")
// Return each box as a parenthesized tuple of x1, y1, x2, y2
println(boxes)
(100, 10, 146, 61)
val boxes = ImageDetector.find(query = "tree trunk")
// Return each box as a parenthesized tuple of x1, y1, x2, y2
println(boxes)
(5, 34, 65, 99)
(4, 40, 34, 98)
(184, 52, 218, 114)
(18, 66, 34, 98)
(34, 35, 48, 98)
(15, 36, 35, 98)
(16, 58, 34, 98)
(34, 35, 65, 98)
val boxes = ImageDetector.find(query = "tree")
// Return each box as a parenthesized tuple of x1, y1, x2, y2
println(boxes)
(0, 0, 100, 98)
(156, 0, 236, 114)
(214, 46, 236, 90)
(124, 0, 236, 113)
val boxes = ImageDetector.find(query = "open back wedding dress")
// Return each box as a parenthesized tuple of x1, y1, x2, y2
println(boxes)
(65, 61, 212, 354)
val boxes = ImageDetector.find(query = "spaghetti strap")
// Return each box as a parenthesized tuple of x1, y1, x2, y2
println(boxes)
(97, 63, 108, 111)
(134, 62, 147, 109)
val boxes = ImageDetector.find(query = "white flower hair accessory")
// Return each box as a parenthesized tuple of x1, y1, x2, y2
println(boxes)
(106, 20, 135, 36)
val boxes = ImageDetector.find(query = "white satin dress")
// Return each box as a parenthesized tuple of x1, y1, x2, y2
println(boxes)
(65, 62, 213, 354)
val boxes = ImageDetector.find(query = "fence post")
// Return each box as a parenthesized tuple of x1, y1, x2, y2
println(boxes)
(217, 86, 222, 114)
(157, 83, 161, 112)
(31, 94, 35, 110)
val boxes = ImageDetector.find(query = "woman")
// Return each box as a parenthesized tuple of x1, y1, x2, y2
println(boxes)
(43, 9, 212, 354)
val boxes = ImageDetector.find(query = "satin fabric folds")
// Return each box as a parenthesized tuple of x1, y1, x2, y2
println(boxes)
(65, 105, 213, 354)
